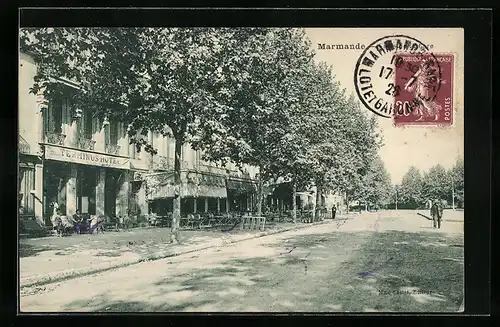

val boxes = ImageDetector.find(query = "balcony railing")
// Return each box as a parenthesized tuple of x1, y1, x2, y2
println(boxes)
(195, 164, 229, 176)
(106, 144, 121, 156)
(153, 155, 172, 171)
(76, 137, 96, 151)
(45, 132, 66, 146)
(152, 156, 189, 171)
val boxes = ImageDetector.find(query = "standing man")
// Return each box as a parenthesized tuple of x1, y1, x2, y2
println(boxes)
(331, 205, 337, 220)
(431, 199, 444, 229)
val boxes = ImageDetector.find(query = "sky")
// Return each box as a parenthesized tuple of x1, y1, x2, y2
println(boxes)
(304, 28, 464, 184)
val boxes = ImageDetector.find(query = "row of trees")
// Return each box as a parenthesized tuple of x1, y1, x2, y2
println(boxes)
(20, 28, 385, 243)
(395, 157, 464, 209)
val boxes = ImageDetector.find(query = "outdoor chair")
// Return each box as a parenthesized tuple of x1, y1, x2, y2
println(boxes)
(193, 213, 203, 229)
(222, 213, 233, 226)
(62, 216, 74, 234)
(301, 211, 313, 223)
(207, 212, 217, 227)
(186, 214, 196, 229)
(77, 216, 104, 234)
(148, 213, 159, 227)
(50, 216, 64, 236)
(157, 213, 172, 228)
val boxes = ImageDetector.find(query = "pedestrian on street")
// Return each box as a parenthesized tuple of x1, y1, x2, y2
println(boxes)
(331, 205, 337, 219)
(430, 199, 444, 229)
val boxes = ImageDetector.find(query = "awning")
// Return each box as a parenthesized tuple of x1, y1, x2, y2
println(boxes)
(145, 171, 227, 200)
(19, 135, 31, 154)
(227, 178, 257, 195)
(296, 191, 315, 198)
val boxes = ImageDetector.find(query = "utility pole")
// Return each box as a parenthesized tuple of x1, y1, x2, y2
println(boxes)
(451, 178, 455, 210)
(395, 186, 398, 210)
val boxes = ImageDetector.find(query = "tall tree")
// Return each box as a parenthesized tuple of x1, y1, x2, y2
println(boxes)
(448, 157, 464, 208)
(191, 28, 317, 217)
(338, 94, 382, 211)
(399, 166, 424, 209)
(356, 157, 393, 209)
(421, 164, 449, 203)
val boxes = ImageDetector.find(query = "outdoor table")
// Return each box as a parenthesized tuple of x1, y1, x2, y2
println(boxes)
(159, 215, 172, 228)
(229, 215, 242, 227)
(208, 215, 223, 227)
(221, 215, 235, 225)
(198, 215, 210, 228)
(180, 217, 190, 227)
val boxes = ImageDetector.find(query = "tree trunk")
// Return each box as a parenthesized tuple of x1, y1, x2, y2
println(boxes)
(315, 186, 322, 222)
(292, 181, 297, 223)
(345, 191, 349, 214)
(256, 170, 264, 216)
(170, 137, 182, 244)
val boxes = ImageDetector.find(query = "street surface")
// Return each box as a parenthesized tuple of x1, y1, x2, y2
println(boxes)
(20, 210, 463, 312)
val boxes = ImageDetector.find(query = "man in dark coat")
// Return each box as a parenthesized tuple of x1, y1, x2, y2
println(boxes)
(331, 205, 337, 220)
(430, 199, 444, 229)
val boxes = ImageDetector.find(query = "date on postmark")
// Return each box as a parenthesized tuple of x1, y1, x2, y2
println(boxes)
(354, 35, 454, 126)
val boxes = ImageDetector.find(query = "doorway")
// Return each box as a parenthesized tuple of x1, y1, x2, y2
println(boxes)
(104, 169, 121, 217)
(77, 166, 97, 215)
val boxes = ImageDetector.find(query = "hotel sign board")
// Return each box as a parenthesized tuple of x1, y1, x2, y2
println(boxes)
(44, 144, 130, 170)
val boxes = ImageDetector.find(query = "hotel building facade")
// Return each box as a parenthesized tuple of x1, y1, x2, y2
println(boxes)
(19, 52, 261, 226)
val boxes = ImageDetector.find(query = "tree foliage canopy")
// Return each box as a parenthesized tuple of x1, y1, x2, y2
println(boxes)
(395, 157, 464, 209)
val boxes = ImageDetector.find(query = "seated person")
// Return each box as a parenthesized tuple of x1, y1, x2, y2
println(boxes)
(148, 211, 158, 226)
(50, 214, 63, 236)
(59, 212, 74, 234)
(72, 209, 87, 233)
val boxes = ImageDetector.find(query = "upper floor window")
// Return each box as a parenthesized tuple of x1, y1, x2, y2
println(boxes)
(82, 110, 93, 139)
(44, 98, 66, 134)
(106, 121, 119, 146)
(196, 150, 202, 166)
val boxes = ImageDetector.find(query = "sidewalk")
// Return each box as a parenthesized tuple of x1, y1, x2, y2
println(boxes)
(20, 219, 340, 288)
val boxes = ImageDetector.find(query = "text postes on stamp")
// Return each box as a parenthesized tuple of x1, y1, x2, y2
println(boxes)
(393, 53, 454, 126)
(354, 35, 447, 122)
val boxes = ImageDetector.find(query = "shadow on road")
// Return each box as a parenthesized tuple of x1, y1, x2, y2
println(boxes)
(57, 229, 463, 313)
(19, 244, 53, 258)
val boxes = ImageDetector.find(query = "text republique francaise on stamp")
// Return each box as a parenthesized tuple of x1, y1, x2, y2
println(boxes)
(353, 35, 454, 126)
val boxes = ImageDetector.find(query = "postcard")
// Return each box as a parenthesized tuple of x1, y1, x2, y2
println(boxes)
(19, 24, 464, 313)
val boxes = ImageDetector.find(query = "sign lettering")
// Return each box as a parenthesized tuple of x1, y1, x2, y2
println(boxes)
(44, 144, 130, 170)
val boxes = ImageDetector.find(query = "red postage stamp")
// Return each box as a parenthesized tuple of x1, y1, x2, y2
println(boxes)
(393, 53, 454, 126)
